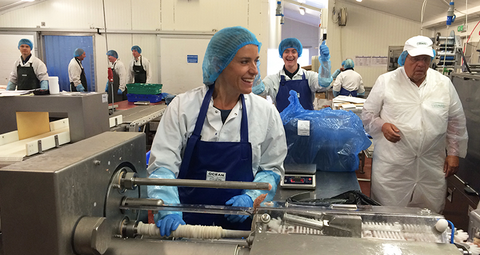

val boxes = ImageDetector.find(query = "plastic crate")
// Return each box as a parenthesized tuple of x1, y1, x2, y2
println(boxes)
(126, 83, 163, 95)
(127, 93, 163, 103)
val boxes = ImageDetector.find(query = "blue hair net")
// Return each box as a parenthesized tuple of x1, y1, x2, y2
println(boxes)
(397, 50, 436, 67)
(131, 45, 142, 54)
(341, 60, 346, 66)
(202, 26, 261, 85)
(344, 59, 354, 69)
(18, 39, 33, 50)
(106, 50, 118, 59)
(74, 48, 85, 57)
(278, 38, 302, 58)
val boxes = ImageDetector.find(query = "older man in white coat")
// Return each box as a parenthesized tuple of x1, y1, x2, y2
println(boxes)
(361, 35, 468, 213)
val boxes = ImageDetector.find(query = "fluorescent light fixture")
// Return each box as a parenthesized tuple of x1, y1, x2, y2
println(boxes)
(356, 0, 362, 2)
(21, 0, 35, 2)
(299, 7, 306, 15)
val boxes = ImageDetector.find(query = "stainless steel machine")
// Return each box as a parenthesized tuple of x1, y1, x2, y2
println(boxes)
(0, 132, 465, 255)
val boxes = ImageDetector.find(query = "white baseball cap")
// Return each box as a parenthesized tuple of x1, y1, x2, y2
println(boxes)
(403, 36, 434, 57)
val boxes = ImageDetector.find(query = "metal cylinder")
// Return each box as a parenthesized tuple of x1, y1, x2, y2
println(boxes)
(129, 177, 270, 190)
(73, 217, 111, 255)
(283, 213, 324, 230)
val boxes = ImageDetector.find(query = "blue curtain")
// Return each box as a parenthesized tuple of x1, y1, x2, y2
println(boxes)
(44, 35, 95, 92)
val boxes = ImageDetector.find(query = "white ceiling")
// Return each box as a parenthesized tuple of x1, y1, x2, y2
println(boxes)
(0, 0, 45, 15)
(2, 0, 480, 28)
(283, 0, 480, 28)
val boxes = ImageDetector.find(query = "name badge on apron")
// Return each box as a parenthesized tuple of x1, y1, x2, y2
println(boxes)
(206, 171, 226, 181)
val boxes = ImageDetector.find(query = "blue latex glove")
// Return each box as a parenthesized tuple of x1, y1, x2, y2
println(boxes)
(40, 80, 49, 90)
(76, 84, 85, 92)
(319, 41, 330, 61)
(225, 194, 253, 223)
(6, 81, 16, 90)
(357, 91, 365, 97)
(148, 167, 182, 221)
(117, 88, 123, 95)
(155, 214, 185, 237)
(333, 90, 340, 97)
(332, 69, 341, 79)
(252, 80, 265, 95)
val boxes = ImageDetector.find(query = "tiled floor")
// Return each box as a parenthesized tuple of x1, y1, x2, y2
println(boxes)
(356, 157, 372, 197)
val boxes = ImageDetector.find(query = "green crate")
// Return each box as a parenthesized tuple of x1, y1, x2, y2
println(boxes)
(126, 83, 163, 95)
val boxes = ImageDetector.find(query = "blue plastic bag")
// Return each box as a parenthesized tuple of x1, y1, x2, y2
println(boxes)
(280, 90, 371, 172)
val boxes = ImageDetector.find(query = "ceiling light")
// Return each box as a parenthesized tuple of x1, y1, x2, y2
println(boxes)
(21, 0, 35, 2)
(356, 0, 362, 2)
(299, 7, 306, 15)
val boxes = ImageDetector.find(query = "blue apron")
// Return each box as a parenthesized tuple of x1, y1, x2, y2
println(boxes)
(178, 85, 254, 230)
(276, 73, 313, 112)
(339, 87, 357, 97)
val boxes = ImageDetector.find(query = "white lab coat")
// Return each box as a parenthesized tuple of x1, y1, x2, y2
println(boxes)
(9, 55, 49, 84)
(262, 67, 326, 106)
(362, 67, 468, 213)
(148, 85, 287, 180)
(128, 55, 151, 83)
(332, 69, 365, 94)
(68, 58, 83, 87)
(110, 59, 127, 91)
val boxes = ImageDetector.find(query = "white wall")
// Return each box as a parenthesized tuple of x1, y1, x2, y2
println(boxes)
(0, 0, 270, 94)
(327, 0, 433, 88)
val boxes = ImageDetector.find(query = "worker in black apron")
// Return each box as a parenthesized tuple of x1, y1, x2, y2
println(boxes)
(7, 38, 49, 91)
(68, 48, 87, 92)
(130, 45, 150, 84)
(106, 50, 127, 103)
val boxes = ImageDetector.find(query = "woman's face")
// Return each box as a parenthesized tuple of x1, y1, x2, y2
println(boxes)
(217, 44, 259, 95)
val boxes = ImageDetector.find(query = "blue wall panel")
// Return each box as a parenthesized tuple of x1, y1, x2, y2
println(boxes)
(44, 35, 95, 92)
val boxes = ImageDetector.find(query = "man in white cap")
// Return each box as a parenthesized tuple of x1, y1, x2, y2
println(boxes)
(361, 35, 468, 213)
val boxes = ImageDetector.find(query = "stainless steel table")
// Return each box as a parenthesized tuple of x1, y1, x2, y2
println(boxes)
(0, 92, 109, 142)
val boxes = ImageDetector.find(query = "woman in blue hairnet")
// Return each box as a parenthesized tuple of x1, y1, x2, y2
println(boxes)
(7, 39, 49, 91)
(128, 45, 151, 84)
(147, 26, 287, 236)
(332, 59, 364, 97)
(257, 38, 332, 112)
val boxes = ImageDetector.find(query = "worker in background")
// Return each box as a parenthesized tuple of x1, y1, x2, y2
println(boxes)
(361, 35, 468, 213)
(147, 26, 287, 236)
(128, 45, 151, 84)
(7, 38, 49, 91)
(68, 48, 87, 92)
(258, 38, 332, 112)
(331, 59, 365, 97)
(105, 50, 127, 103)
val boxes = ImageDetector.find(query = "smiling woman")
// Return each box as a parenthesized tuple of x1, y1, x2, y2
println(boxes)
(146, 26, 288, 236)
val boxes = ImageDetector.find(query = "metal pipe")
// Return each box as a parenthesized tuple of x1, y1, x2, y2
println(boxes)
(122, 197, 164, 207)
(130, 177, 271, 190)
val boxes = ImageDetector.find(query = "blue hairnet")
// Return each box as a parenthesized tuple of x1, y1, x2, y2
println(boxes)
(18, 39, 33, 50)
(131, 45, 142, 54)
(203, 26, 261, 85)
(278, 38, 302, 58)
(344, 59, 354, 69)
(341, 60, 346, 66)
(74, 48, 85, 57)
(106, 50, 118, 59)
(398, 50, 436, 67)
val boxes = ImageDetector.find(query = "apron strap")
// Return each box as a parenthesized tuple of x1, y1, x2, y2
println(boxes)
(239, 94, 248, 143)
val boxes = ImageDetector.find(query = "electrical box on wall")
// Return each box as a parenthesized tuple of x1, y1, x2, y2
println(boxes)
(338, 7, 347, 26)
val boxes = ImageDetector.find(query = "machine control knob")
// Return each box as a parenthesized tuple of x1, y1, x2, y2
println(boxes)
(73, 217, 111, 255)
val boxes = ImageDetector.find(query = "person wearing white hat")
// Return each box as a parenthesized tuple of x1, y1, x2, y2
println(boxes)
(361, 35, 468, 213)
